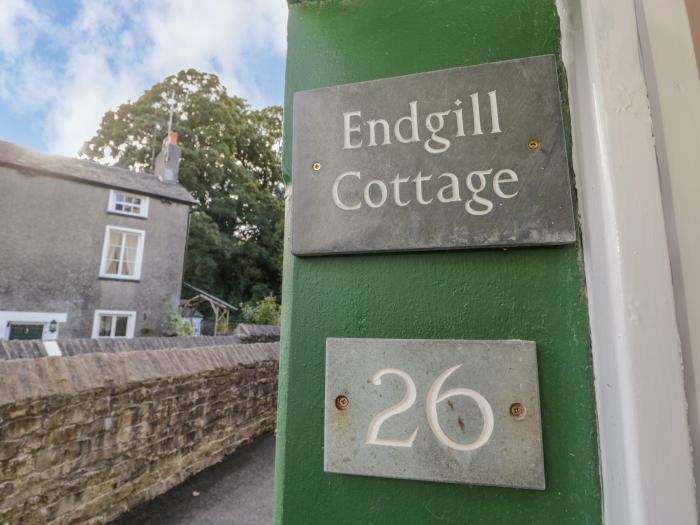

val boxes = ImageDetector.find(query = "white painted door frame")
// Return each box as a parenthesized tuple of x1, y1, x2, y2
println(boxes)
(557, 0, 698, 523)
(636, 0, 700, 515)
(0, 311, 67, 341)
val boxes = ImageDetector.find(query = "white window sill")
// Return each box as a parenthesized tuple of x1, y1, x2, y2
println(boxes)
(98, 274, 141, 282)
(107, 210, 148, 219)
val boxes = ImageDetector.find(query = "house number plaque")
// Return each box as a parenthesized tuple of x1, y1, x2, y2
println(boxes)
(292, 54, 575, 255)
(324, 338, 545, 489)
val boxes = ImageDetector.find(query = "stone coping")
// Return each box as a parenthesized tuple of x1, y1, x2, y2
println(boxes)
(0, 342, 279, 407)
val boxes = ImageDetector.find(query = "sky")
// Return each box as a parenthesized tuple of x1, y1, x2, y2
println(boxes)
(0, 0, 287, 156)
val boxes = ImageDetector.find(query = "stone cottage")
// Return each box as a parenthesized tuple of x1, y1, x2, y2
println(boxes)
(0, 132, 197, 340)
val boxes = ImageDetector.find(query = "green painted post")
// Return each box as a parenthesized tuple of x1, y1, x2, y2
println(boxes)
(274, 1, 601, 523)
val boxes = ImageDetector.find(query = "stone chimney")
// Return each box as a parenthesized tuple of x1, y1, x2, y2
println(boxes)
(154, 129, 181, 183)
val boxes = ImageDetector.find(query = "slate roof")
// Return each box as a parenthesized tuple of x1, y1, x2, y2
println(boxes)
(0, 140, 197, 205)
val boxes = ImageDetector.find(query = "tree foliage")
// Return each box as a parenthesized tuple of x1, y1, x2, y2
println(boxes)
(164, 298, 193, 337)
(240, 295, 282, 326)
(81, 69, 284, 306)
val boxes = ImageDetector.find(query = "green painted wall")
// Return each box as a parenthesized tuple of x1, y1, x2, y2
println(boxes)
(274, 1, 601, 523)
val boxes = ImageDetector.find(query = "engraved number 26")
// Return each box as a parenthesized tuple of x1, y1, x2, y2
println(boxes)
(365, 365, 494, 451)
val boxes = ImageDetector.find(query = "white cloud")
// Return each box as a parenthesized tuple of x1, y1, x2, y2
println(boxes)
(0, 0, 288, 155)
(0, 0, 42, 56)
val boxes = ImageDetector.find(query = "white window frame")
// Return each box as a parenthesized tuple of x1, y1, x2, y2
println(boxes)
(108, 189, 149, 218)
(99, 225, 146, 281)
(92, 310, 136, 339)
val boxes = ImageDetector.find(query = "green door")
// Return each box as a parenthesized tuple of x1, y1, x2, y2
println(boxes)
(9, 324, 44, 340)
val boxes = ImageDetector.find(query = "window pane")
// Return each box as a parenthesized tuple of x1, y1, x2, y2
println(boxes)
(99, 315, 112, 337)
(106, 229, 123, 275)
(121, 259, 133, 276)
(122, 234, 139, 276)
(115, 203, 124, 211)
(107, 260, 120, 274)
(114, 316, 128, 337)
(110, 231, 123, 246)
(125, 234, 139, 250)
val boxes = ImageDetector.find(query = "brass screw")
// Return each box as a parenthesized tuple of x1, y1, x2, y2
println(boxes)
(312, 162, 322, 172)
(528, 139, 541, 151)
(509, 402, 527, 420)
(335, 395, 349, 411)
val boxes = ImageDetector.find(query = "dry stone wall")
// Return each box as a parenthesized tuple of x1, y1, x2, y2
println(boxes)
(0, 342, 279, 525)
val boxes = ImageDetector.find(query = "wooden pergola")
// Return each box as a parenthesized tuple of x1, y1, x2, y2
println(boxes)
(180, 283, 238, 336)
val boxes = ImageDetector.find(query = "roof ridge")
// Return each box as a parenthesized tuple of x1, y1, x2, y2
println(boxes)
(0, 140, 197, 205)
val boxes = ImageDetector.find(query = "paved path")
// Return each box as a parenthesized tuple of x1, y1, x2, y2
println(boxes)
(113, 434, 276, 525)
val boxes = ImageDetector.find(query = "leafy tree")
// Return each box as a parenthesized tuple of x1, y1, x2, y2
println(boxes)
(240, 295, 281, 325)
(81, 69, 284, 306)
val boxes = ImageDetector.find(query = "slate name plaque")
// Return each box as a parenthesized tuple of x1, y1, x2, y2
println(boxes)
(292, 55, 575, 255)
(324, 338, 545, 489)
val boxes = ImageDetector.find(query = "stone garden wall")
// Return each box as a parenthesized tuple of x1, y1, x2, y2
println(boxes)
(0, 342, 279, 524)
(0, 334, 279, 360)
